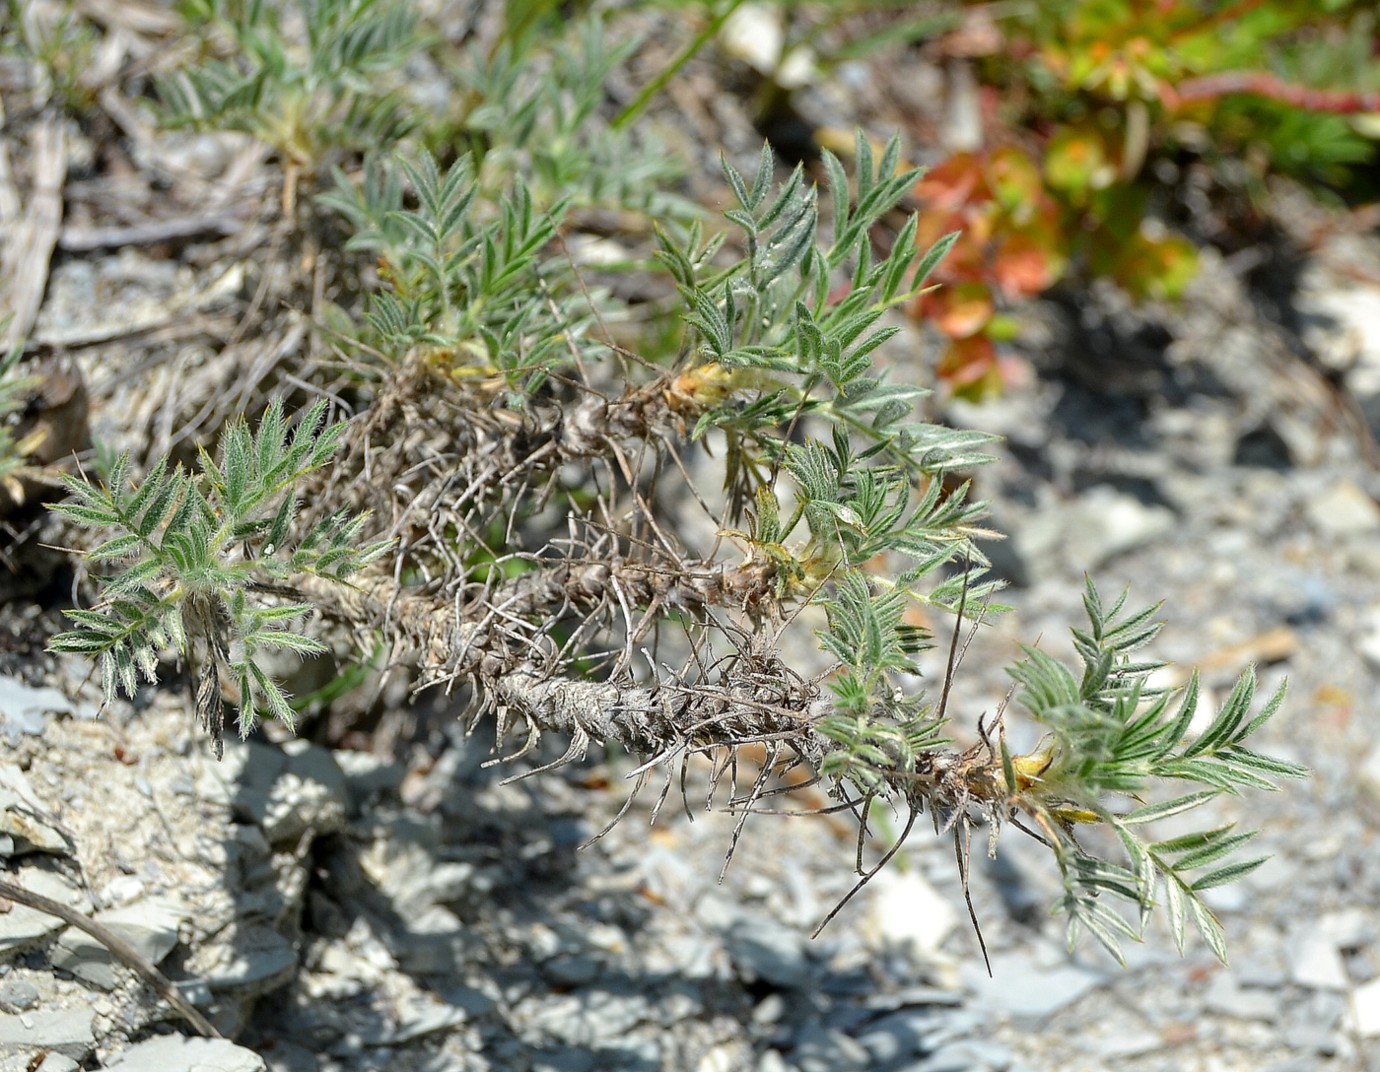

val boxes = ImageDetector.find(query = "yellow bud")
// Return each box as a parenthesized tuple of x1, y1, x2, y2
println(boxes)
(1009, 735, 1057, 791)
(667, 362, 738, 414)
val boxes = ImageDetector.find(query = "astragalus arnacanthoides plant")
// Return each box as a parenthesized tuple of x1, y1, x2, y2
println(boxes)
(50, 133, 1304, 967)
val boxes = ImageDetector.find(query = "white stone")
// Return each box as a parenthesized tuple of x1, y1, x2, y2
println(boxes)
(1061, 487, 1176, 572)
(1290, 932, 1350, 991)
(1353, 976, 1380, 1037)
(866, 867, 958, 956)
(1299, 284, 1380, 373)
(1360, 615, 1380, 675)
(720, 4, 815, 87)
(1360, 741, 1380, 806)
(1304, 480, 1380, 539)
(1318, 908, 1374, 948)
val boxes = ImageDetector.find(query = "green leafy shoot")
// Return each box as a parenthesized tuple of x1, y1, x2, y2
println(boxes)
(455, 16, 693, 220)
(319, 150, 584, 397)
(158, 0, 422, 175)
(48, 399, 392, 754)
(657, 133, 987, 504)
(675, 143, 1010, 817)
(1007, 577, 1306, 962)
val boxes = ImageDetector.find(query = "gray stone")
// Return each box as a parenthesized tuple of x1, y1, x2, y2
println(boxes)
(789, 1022, 870, 1072)
(696, 1041, 755, 1072)
(865, 986, 966, 1012)
(187, 922, 296, 995)
(752, 993, 785, 1026)
(605, 1037, 661, 1069)
(265, 739, 350, 843)
(389, 905, 470, 975)
(532, 1049, 595, 1072)
(197, 740, 287, 814)
(0, 678, 74, 744)
(198, 739, 348, 846)
(655, 985, 703, 1025)
(656, 932, 720, 980)
(1203, 973, 1279, 1021)
(1199, 881, 1249, 914)
(352, 811, 463, 915)
(907, 1039, 1014, 1071)
(100, 875, 147, 907)
(0, 1008, 94, 1061)
(963, 951, 1102, 1024)
(1286, 990, 1347, 1054)
(106, 1034, 267, 1072)
(0, 766, 73, 855)
(0, 870, 89, 953)
(1358, 610, 1380, 675)
(1233, 948, 1289, 989)
(256, 1039, 316, 1072)
(1061, 486, 1176, 571)
(1291, 930, 1350, 991)
(0, 1057, 79, 1072)
(1285, 1021, 1345, 1057)
(1079, 1028, 1161, 1059)
(715, 909, 811, 989)
(51, 896, 186, 989)
(989, 505, 1062, 587)
(1297, 275, 1380, 373)
(1360, 742, 1380, 808)
(756, 1052, 790, 1072)
(543, 954, 602, 986)
(0, 981, 38, 1013)
(433, 982, 498, 1020)
(517, 984, 651, 1046)
(176, 977, 213, 1011)
(333, 751, 406, 812)
(378, 996, 469, 1044)
(1319, 908, 1375, 949)
(856, 1007, 947, 1062)
(1296, 268, 1380, 440)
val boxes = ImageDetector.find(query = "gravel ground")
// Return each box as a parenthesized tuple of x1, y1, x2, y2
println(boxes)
(3, 7, 1380, 1072)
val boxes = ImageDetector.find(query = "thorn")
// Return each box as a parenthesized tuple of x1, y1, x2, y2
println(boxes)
(955, 814, 992, 976)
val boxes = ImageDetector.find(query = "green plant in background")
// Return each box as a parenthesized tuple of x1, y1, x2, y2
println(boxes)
(898, 0, 1380, 395)
(451, 16, 694, 218)
(1, 0, 103, 113)
(48, 400, 391, 756)
(158, 0, 423, 204)
(312, 14, 707, 389)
